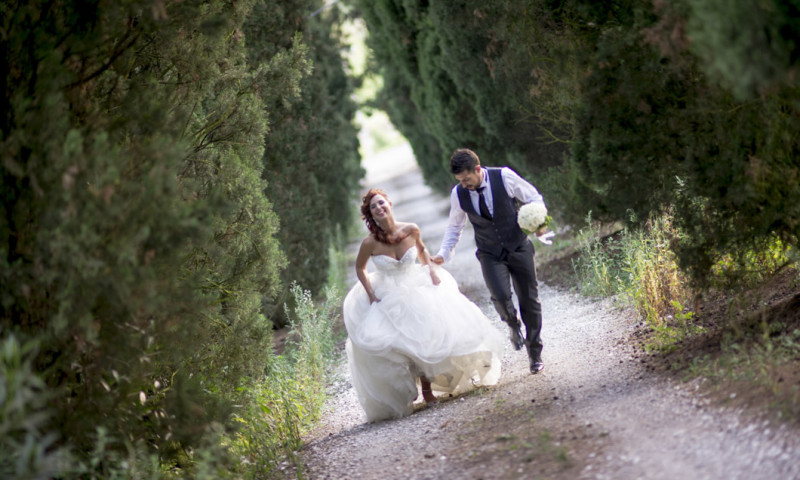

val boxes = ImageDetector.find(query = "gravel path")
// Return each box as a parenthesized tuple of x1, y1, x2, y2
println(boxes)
(298, 148, 800, 480)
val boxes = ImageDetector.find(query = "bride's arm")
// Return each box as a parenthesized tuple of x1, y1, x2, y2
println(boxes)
(412, 225, 441, 286)
(355, 237, 380, 303)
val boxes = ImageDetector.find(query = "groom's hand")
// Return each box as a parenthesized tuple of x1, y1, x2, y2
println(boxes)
(430, 255, 444, 265)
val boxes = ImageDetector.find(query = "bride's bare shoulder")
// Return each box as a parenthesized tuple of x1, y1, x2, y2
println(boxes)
(359, 234, 379, 252)
(362, 234, 378, 245)
(397, 222, 420, 237)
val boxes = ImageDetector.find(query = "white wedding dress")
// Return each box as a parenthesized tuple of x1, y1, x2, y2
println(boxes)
(343, 246, 504, 422)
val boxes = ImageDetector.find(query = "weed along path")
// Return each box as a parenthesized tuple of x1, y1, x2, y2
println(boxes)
(297, 148, 800, 480)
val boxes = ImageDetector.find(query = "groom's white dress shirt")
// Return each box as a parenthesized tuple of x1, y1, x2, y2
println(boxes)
(436, 167, 545, 263)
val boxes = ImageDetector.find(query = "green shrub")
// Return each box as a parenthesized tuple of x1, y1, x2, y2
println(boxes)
(708, 238, 796, 291)
(0, 334, 70, 479)
(284, 283, 341, 380)
(618, 211, 694, 327)
(572, 213, 625, 298)
(228, 284, 342, 479)
(573, 211, 696, 343)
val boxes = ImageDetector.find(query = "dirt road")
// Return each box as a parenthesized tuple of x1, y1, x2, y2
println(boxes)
(298, 148, 800, 480)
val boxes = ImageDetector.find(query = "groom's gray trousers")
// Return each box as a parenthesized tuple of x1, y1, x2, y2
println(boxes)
(477, 238, 543, 358)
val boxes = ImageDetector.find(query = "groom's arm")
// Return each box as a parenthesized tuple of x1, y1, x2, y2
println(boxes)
(502, 167, 552, 240)
(501, 167, 544, 206)
(433, 187, 467, 264)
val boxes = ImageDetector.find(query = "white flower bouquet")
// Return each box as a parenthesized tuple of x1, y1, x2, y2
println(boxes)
(517, 202, 551, 234)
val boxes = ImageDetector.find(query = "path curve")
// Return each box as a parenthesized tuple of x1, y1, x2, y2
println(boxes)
(299, 148, 800, 480)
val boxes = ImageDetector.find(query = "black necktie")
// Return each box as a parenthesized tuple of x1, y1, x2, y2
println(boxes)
(478, 186, 492, 220)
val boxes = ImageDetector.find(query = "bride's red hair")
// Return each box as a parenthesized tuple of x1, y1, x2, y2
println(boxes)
(361, 188, 393, 244)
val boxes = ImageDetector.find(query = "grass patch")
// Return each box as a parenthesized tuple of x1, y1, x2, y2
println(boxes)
(570, 211, 696, 351)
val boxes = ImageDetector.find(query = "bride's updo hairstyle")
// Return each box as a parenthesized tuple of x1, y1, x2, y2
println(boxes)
(361, 188, 393, 244)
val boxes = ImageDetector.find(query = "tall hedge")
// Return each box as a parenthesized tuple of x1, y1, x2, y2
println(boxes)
(245, 1, 363, 318)
(355, 0, 568, 192)
(356, 0, 800, 285)
(1, 0, 360, 475)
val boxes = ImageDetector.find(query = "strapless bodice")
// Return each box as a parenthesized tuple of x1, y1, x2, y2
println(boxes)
(371, 246, 416, 275)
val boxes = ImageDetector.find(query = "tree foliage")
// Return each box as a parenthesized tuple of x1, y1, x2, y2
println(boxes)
(355, 0, 568, 192)
(1, 0, 360, 475)
(562, 0, 800, 283)
(356, 0, 800, 286)
(245, 1, 363, 318)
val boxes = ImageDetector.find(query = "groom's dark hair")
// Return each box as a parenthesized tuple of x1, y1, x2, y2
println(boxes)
(450, 148, 480, 174)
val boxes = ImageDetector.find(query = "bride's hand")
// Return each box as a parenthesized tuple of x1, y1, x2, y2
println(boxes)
(430, 271, 441, 286)
(368, 293, 381, 304)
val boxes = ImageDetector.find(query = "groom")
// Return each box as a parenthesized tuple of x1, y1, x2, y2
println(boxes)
(431, 148, 546, 374)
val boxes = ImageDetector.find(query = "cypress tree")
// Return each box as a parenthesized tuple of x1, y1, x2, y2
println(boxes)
(357, 0, 800, 286)
(0, 0, 322, 472)
(355, 0, 568, 192)
(244, 0, 362, 320)
(566, 0, 800, 284)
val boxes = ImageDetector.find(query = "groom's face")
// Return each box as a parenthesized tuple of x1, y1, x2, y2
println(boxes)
(454, 166, 483, 191)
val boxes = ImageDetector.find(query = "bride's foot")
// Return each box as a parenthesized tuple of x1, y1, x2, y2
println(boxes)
(421, 378, 438, 404)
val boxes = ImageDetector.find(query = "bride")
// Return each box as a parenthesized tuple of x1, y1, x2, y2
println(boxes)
(343, 188, 505, 422)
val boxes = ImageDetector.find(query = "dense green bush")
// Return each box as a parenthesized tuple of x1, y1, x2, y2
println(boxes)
(687, 0, 800, 100)
(245, 1, 363, 323)
(229, 284, 342, 479)
(356, 0, 800, 287)
(1, 0, 360, 476)
(355, 0, 568, 192)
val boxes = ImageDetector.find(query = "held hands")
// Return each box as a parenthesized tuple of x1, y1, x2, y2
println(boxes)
(430, 255, 445, 266)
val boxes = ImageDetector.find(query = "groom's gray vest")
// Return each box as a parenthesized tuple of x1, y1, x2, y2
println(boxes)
(457, 167, 528, 257)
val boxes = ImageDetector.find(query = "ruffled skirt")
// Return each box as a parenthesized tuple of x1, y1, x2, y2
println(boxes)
(343, 264, 504, 422)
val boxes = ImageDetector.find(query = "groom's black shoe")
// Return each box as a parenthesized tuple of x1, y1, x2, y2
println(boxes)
(529, 358, 544, 374)
(526, 340, 544, 374)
